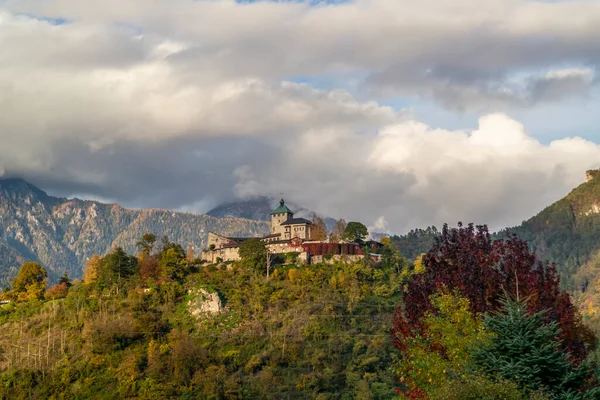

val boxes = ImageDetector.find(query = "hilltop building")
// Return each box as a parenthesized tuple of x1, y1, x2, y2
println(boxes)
(201, 199, 376, 264)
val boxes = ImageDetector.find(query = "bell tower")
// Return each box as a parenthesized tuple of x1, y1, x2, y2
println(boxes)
(270, 199, 293, 235)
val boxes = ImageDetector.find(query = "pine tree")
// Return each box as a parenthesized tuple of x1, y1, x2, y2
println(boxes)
(59, 271, 72, 288)
(473, 297, 599, 399)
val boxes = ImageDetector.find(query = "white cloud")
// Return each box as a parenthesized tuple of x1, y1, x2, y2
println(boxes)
(232, 113, 600, 232)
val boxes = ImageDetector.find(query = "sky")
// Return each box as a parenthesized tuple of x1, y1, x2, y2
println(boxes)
(1, 0, 600, 234)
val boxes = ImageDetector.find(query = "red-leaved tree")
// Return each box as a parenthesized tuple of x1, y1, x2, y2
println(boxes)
(393, 223, 596, 381)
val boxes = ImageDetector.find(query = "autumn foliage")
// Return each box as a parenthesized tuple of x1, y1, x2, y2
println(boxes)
(45, 282, 69, 300)
(393, 223, 597, 396)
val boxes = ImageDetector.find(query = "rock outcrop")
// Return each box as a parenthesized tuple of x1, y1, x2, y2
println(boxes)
(187, 288, 224, 318)
(586, 169, 599, 183)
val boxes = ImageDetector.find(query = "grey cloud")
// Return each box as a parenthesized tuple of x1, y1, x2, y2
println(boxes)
(0, 2, 600, 234)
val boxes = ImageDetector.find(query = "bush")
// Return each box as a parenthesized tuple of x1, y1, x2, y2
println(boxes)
(285, 252, 299, 264)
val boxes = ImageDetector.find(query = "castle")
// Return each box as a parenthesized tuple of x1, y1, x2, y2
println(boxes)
(201, 199, 372, 264)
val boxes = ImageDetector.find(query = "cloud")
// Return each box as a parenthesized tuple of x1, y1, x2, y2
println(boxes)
(3, 0, 600, 108)
(231, 113, 600, 232)
(0, 2, 599, 234)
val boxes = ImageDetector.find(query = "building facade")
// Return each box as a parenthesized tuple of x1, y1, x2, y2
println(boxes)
(201, 199, 379, 264)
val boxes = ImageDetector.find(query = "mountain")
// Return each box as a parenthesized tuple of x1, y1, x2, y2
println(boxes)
(0, 178, 269, 284)
(504, 170, 600, 290)
(207, 196, 275, 221)
(207, 196, 338, 230)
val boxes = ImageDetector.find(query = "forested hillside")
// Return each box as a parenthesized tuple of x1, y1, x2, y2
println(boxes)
(504, 173, 600, 291)
(0, 238, 405, 399)
(1, 226, 598, 399)
(0, 178, 269, 285)
(387, 227, 440, 261)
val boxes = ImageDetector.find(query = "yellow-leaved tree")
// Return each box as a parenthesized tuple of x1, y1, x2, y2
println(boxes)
(83, 254, 102, 284)
(3, 261, 48, 302)
(396, 291, 493, 397)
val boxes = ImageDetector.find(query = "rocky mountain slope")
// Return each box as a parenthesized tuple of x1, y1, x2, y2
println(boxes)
(0, 178, 269, 284)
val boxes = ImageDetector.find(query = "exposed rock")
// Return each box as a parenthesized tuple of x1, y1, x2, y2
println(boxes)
(187, 288, 223, 318)
(0, 177, 269, 284)
(585, 203, 600, 216)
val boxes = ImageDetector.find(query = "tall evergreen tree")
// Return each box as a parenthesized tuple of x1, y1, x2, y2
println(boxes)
(473, 297, 599, 399)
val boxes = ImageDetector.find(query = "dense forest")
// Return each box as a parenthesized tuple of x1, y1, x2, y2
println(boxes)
(1, 224, 599, 399)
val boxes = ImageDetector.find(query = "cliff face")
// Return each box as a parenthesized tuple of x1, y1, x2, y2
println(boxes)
(0, 178, 269, 284)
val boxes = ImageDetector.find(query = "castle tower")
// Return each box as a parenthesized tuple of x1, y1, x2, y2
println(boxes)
(270, 199, 293, 236)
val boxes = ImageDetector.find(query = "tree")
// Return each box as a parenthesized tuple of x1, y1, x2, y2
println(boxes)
(45, 282, 69, 300)
(99, 247, 138, 286)
(138, 255, 160, 282)
(310, 215, 328, 241)
(396, 291, 493, 397)
(343, 222, 368, 243)
(59, 271, 72, 288)
(239, 238, 268, 273)
(380, 237, 407, 274)
(5, 262, 48, 302)
(330, 219, 347, 242)
(473, 296, 599, 399)
(393, 223, 596, 367)
(83, 254, 101, 284)
(160, 247, 186, 280)
(136, 233, 157, 257)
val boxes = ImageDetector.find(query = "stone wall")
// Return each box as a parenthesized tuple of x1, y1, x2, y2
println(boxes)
(207, 232, 232, 249)
(267, 242, 304, 254)
(201, 246, 240, 263)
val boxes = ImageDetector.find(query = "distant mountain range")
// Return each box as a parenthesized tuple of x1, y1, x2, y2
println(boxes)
(207, 196, 338, 231)
(0, 178, 269, 285)
(3, 173, 600, 297)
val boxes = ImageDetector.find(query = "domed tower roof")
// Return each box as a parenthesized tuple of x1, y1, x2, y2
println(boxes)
(271, 199, 293, 215)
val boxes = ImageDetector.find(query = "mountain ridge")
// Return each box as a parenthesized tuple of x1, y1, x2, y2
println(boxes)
(0, 178, 269, 285)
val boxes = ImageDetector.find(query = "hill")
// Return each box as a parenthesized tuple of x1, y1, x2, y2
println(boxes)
(504, 171, 600, 290)
(0, 251, 403, 398)
(0, 178, 268, 285)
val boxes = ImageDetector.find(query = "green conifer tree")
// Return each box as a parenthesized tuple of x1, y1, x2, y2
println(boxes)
(473, 297, 599, 399)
